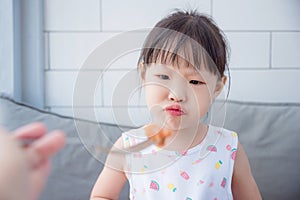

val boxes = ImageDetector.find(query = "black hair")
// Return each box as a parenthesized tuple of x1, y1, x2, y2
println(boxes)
(138, 10, 230, 84)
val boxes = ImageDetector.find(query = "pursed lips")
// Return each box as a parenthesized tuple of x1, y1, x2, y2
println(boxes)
(164, 104, 185, 116)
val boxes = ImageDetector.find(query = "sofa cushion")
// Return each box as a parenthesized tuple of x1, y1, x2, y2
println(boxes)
(223, 101, 300, 199)
(1, 96, 300, 200)
(0, 96, 130, 200)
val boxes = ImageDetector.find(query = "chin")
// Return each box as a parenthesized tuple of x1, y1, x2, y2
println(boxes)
(164, 117, 187, 130)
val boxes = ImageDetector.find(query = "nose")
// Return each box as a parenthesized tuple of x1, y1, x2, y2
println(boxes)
(168, 86, 186, 102)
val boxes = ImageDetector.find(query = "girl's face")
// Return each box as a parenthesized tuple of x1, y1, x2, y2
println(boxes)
(141, 60, 225, 131)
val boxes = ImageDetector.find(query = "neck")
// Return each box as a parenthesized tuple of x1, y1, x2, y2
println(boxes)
(164, 122, 208, 152)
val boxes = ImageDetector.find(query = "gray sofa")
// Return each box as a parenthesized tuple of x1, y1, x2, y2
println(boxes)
(1, 96, 300, 200)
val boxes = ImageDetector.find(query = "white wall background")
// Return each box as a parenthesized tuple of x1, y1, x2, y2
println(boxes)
(44, 0, 300, 126)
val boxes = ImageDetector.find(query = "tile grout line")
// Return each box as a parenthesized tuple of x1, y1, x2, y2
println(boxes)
(99, 0, 103, 31)
(101, 73, 104, 106)
(269, 32, 273, 69)
(44, 32, 50, 109)
(210, 0, 213, 16)
(44, 32, 50, 70)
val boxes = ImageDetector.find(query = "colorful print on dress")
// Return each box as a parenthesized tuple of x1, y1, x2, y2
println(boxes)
(167, 183, 177, 192)
(207, 145, 217, 152)
(141, 165, 148, 173)
(180, 170, 190, 180)
(149, 180, 160, 191)
(226, 144, 232, 151)
(215, 160, 223, 170)
(197, 179, 205, 186)
(133, 152, 142, 158)
(192, 158, 202, 165)
(124, 136, 130, 148)
(231, 148, 237, 160)
(175, 150, 188, 156)
(232, 132, 238, 138)
(220, 177, 227, 188)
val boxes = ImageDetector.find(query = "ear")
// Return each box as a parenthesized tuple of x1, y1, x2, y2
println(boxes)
(212, 76, 227, 100)
(139, 62, 145, 83)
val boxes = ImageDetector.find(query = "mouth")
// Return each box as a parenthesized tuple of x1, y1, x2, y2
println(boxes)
(164, 104, 185, 116)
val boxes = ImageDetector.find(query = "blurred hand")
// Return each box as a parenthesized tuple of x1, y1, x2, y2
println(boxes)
(0, 123, 66, 200)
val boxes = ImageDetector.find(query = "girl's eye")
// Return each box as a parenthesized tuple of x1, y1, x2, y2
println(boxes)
(189, 80, 205, 85)
(157, 75, 170, 80)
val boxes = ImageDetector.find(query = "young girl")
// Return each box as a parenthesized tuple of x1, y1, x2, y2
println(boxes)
(91, 10, 261, 200)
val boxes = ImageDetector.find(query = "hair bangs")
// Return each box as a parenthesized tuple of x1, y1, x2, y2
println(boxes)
(141, 29, 220, 78)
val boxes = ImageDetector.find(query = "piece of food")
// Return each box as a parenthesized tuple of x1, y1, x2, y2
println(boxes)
(144, 124, 172, 147)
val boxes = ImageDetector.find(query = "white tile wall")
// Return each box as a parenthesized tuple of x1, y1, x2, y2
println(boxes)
(49, 32, 118, 69)
(102, 0, 211, 31)
(225, 32, 270, 69)
(229, 69, 300, 103)
(44, 0, 100, 31)
(272, 32, 300, 68)
(213, 0, 300, 31)
(109, 50, 141, 70)
(102, 70, 146, 106)
(44, 0, 300, 125)
(45, 71, 103, 106)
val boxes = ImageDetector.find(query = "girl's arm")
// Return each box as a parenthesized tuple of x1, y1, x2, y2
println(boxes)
(232, 142, 262, 200)
(90, 137, 127, 200)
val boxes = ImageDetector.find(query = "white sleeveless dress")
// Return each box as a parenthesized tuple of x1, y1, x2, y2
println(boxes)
(122, 125, 238, 200)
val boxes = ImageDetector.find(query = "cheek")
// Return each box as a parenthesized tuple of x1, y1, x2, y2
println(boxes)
(192, 88, 213, 116)
(144, 85, 166, 108)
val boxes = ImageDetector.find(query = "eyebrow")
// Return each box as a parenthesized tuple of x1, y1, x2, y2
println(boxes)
(183, 68, 202, 76)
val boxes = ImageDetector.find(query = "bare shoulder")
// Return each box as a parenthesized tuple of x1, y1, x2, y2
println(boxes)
(232, 142, 262, 200)
(90, 136, 127, 200)
(106, 136, 126, 170)
(234, 142, 250, 173)
(113, 136, 124, 149)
